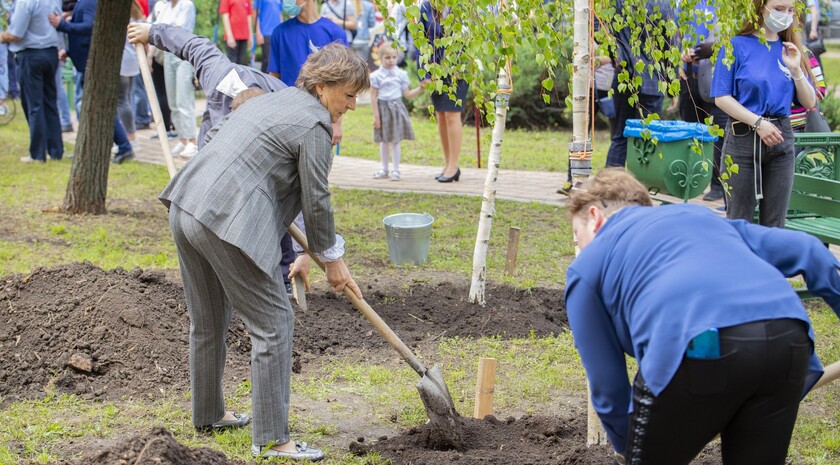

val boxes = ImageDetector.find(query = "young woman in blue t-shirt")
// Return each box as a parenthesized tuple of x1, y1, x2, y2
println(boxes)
(711, 0, 816, 227)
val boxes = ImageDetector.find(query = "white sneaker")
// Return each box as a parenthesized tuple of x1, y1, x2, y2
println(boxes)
(110, 144, 119, 154)
(171, 141, 186, 156)
(390, 170, 401, 181)
(179, 142, 198, 158)
(374, 169, 388, 179)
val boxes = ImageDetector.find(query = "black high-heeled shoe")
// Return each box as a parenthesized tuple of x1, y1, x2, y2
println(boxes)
(434, 173, 443, 180)
(437, 168, 460, 183)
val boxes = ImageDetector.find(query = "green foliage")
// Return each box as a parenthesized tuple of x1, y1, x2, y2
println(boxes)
(818, 93, 840, 132)
(192, 0, 221, 43)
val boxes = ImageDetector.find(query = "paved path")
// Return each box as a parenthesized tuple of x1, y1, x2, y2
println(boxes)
(95, 97, 724, 210)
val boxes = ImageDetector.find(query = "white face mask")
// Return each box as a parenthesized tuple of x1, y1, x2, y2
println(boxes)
(764, 6, 794, 33)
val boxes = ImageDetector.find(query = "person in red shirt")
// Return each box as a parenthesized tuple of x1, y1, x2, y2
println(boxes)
(219, 0, 253, 65)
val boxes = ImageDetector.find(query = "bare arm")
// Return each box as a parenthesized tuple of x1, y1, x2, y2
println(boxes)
(222, 13, 236, 48)
(0, 31, 21, 43)
(715, 95, 784, 147)
(403, 85, 423, 100)
(371, 87, 380, 129)
(810, 4, 820, 40)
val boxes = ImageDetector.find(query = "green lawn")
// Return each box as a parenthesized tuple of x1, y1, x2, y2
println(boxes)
(340, 102, 611, 172)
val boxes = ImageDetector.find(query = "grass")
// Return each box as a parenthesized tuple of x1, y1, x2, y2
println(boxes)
(0, 115, 573, 288)
(340, 101, 611, 172)
(1, 105, 839, 465)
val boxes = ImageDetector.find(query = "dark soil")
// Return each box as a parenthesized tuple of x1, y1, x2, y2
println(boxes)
(0, 263, 732, 465)
(58, 427, 248, 465)
(350, 414, 725, 465)
(0, 262, 567, 403)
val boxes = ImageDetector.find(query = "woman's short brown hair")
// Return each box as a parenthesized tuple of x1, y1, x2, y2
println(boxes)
(567, 168, 653, 218)
(296, 43, 370, 96)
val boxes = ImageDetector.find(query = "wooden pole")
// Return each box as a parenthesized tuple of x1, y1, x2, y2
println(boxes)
(504, 227, 521, 276)
(136, 43, 177, 179)
(475, 104, 481, 169)
(473, 357, 497, 419)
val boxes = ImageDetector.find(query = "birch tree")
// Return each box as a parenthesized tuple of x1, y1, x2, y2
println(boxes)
(374, 0, 757, 306)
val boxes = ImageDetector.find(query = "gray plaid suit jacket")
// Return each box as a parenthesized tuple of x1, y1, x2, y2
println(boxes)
(160, 87, 337, 276)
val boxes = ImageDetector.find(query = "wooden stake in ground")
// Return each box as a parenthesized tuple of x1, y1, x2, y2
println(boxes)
(473, 357, 497, 419)
(504, 227, 520, 277)
(135, 44, 177, 179)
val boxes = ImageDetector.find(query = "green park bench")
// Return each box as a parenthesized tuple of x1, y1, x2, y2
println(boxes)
(785, 173, 840, 247)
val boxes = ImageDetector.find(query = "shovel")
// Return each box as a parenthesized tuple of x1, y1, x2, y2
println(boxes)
(288, 224, 464, 449)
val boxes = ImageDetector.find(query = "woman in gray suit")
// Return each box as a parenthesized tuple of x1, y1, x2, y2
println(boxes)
(160, 44, 368, 462)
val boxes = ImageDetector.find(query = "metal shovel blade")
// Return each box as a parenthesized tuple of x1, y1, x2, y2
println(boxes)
(416, 365, 464, 450)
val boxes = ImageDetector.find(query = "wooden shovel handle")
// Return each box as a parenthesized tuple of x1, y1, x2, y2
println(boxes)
(288, 224, 427, 377)
(813, 359, 840, 391)
(136, 43, 178, 179)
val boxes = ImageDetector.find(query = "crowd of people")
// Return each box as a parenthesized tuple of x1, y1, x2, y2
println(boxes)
(588, 0, 828, 229)
(2, 0, 468, 183)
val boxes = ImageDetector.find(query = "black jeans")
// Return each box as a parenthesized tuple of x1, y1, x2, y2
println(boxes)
(226, 40, 249, 66)
(625, 318, 810, 465)
(606, 76, 663, 167)
(721, 118, 794, 227)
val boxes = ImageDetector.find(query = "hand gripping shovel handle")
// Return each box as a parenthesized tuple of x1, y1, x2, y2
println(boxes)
(136, 43, 178, 179)
(287, 224, 428, 378)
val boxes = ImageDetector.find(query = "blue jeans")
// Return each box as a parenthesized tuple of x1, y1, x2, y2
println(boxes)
(0, 42, 7, 100)
(133, 74, 152, 125)
(16, 47, 63, 160)
(55, 62, 72, 127)
(606, 75, 664, 167)
(77, 71, 132, 154)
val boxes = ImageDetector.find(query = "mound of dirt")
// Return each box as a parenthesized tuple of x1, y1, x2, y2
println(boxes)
(350, 413, 726, 465)
(0, 263, 567, 403)
(63, 427, 247, 465)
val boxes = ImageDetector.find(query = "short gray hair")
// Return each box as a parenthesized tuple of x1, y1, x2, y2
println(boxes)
(296, 43, 370, 96)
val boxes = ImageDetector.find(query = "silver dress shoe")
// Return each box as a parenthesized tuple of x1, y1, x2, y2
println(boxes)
(251, 442, 325, 461)
(196, 412, 251, 433)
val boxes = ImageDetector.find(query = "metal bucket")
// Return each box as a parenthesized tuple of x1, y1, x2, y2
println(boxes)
(383, 213, 434, 265)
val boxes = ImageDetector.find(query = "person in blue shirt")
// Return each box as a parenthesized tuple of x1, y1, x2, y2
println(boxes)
(268, 0, 347, 145)
(253, 0, 281, 73)
(711, 0, 816, 227)
(49, 0, 136, 163)
(566, 168, 840, 465)
(0, 0, 64, 163)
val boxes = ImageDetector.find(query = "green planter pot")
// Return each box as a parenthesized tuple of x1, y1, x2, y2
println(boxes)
(626, 136, 714, 202)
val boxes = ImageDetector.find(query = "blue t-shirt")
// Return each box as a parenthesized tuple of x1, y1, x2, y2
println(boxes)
(254, 0, 281, 36)
(267, 17, 348, 86)
(565, 204, 840, 454)
(710, 34, 806, 117)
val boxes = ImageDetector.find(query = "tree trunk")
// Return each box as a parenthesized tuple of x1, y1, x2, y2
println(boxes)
(63, 1, 132, 214)
(569, 0, 593, 186)
(571, 0, 606, 447)
(468, 65, 510, 306)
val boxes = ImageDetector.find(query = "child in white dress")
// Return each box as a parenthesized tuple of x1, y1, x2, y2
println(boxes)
(370, 42, 424, 180)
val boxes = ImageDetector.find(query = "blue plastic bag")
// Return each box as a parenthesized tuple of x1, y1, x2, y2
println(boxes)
(623, 119, 718, 143)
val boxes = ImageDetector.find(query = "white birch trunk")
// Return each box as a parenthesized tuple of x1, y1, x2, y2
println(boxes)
(468, 66, 511, 306)
(571, 0, 606, 447)
(570, 0, 593, 185)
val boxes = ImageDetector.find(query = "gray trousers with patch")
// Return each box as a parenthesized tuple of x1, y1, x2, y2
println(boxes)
(169, 204, 293, 446)
(721, 118, 795, 228)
